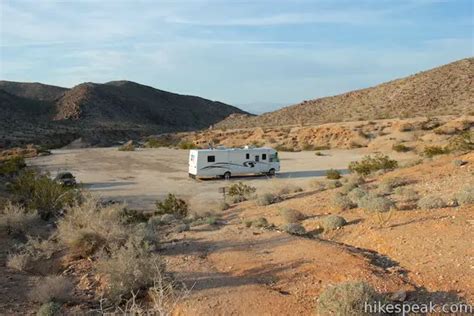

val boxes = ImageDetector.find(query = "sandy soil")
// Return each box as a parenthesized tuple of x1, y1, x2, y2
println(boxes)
(27, 147, 415, 210)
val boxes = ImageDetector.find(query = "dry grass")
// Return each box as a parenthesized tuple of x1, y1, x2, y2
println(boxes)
(28, 276, 73, 304)
(0, 202, 39, 236)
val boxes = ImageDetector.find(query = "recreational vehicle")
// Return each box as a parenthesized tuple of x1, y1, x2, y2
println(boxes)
(188, 147, 280, 179)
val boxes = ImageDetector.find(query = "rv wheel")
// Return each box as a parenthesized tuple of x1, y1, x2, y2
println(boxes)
(224, 172, 231, 180)
(267, 168, 276, 177)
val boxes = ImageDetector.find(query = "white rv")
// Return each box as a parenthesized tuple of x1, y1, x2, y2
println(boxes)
(188, 147, 280, 179)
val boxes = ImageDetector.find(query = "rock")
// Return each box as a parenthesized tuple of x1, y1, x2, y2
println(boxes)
(390, 290, 407, 302)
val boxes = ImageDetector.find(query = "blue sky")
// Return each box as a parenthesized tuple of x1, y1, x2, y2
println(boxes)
(0, 0, 472, 113)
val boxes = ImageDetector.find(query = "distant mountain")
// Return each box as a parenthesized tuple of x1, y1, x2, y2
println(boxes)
(0, 80, 247, 148)
(215, 57, 473, 129)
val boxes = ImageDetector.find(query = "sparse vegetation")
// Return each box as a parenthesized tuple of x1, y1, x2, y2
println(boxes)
(0, 155, 26, 176)
(155, 194, 188, 218)
(359, 195, 395, 213)
(218, 201, 230, 211)
(417, 195, 447, 209)
(316, 281, 380, 316)
(347, 188, 368, 204)
(118, 141, 135, 151)
(392, 143, 411, 152)
(37, 301, 62, 316)
(0, 202, 39, 236)
(279, 208, 305, 223)
(326, 169, 341, 180)
(28, 276, 73, 304)
(422, 145, 450, 158)
(326, 180, 342, 189)
(319, 215, 347, 231)
(394, 187, 419, 202)
(228, 182, 256, 203)
(178, 141, 198, 149)
(348, 154, 398, 175)
(448, 131, 474, 152)
(256, 192, 281, 206)
(331, 193, 356, 211)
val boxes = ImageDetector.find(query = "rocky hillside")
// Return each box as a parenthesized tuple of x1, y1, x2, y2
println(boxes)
(0, 80, 247, 148)
(215, 58, 473, 129)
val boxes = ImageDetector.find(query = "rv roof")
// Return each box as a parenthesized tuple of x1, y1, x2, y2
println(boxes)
(191, 147, 274, 152)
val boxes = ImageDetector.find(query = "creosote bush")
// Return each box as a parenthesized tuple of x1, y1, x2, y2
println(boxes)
(178, 141, 198, 149)
(8, 170, 80, 220)
(0, 155, 26, 176)
(227, 182, 256, 203)
(417, 196, 447, 209)
(359, 195, 395, 213)
(319, 215, 347, 231)
(422, 145, 450, 158)
(37, 302, 62, 316)
(278, 208, 305, 223)
(326, 169, 341, 180)
(316, 281, 380, 316)
(348, 154, 398, 176)
(256, 192, 281, 206)
(155, 194, 188, 218)
(331, 193, 356, 211)
(392, 143, 411, 152)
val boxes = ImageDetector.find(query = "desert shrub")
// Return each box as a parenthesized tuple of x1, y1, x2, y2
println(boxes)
(348, 188, 368, 204)
(421, 118, 441, 130)
(283, 223, 306, 235)
(331, 193, 356, 211)
(279, 208, 305, 223)
(57, 198, 128, 257)
(274, 144, 297, 152)
(316, 281, 380, 316)
(345, 174, 365, 186)
(218, 201, 230, 211)
(302, 143, 315, 151)
(251, 217, 269, 228)
(96, 235, 164, 302)
(348, 154, 398, 175)
(28, 276, 73, 303)
(155, 194, 188, 218)
(448, 131, 474, 152)
(377, 177, 408, 194)
(394, 187, 419, 202)
(174, 223, 190, 233)
(119, 208, 149, 224)
(160, 213, 176, 224)
(256, 193, 281, 206)
(423, 145, 450, 158)
(326, 180, 342, 189)
(310, 180, 327, 191)
(392, 143, 411, 152)
(0, 156, 26, 176)
(8, 170, 80, 219)
(37, 302, 62, 316)
(315, 151, 325, 156)
(340, 183, 358, 194)
(178, 141, 197, 149)
(0, 202, 39, 236)
(319, 215, 347, 231)
(456, 186, 474, 205)
(398, 123, 414, 132)
(326, 169, 341, 180)
(228, 182, 256, 202)
(118, 142, 135, 151)
(417, 196, 446, 209)
(359, 195, 395, 213)
(6, 253, 30, 271)
(276, 184, 303, 195)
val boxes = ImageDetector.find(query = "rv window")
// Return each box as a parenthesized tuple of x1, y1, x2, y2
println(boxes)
(207, 155, 215, 162)
(262, 154, 267, 160)
(255, 155, 259, 162)
(246, 153, 250, 159)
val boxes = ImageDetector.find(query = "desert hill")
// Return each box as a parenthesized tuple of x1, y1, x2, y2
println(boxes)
(215, 57, 473, 129)
(0, 80, 247, 148)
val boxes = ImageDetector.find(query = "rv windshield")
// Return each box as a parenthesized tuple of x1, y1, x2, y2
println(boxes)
(270, 152, 280, 162)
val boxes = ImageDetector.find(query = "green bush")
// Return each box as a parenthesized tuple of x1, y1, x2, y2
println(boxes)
(319, 215, 347, 231)
(228, 182, 256, 202)
(316, 281, 380, 316)
(417, 195, 446, 209)
(37, 301, 62, 316)
(456, 186, 474, 205)
(331, 193, 356, 211)
(392, 143, 411, 152)
(326, 169, 341, 180)
(422, 145, 450, 158)
(448, 131, 474, 152)
(8, 170, 80, 220)
(0, 156, 26, 176)
(348, 154, 398, 175)
(155, 194, 188, 218)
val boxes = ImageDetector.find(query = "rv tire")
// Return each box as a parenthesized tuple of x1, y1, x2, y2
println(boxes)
(267, 168, 276, 177)
(223, 172, 231, 180)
